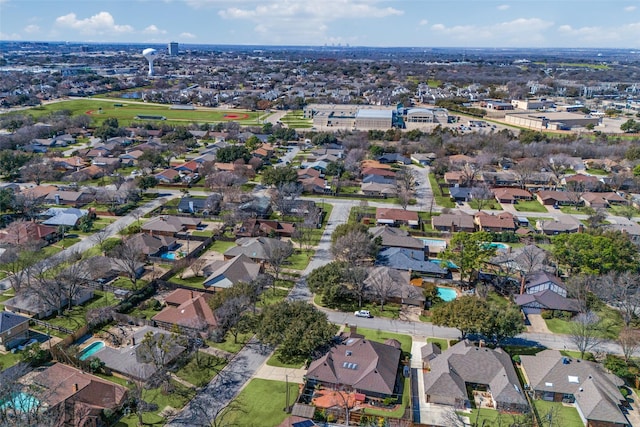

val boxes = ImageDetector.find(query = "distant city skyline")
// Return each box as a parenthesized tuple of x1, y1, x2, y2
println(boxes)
(1, 0, 639, 49)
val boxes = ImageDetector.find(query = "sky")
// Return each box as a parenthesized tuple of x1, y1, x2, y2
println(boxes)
(1, 0, 640, 49)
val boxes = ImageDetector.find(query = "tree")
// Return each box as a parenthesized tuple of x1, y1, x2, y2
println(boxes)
(21, 157, 56, 185)
(597, 271, 640, 326)
(108, 238, 145, 289)
(56, 253, 96, 310)
(569, 311, 603, 359)
(470, 185, 494, 211)
(311, 132, 338, 145)
(205, 170, 246, 202)
(363, 267, 404, 310)
(0, 243, 42, 291)
(215, 145, 250, 163)
(483, 304, 525, 343)
(430, 296, 491, 339)
(551, 231, 638, 275)
(331, 229, 376, 266)
(266, 240, 294, 283)
(618, 327, 640, 362)
(261, 164, 298, 187)
(256, 301, 335, 361)
(138, 331, 182, 392)
(441, 231, 496, 285)
(137, 175, 158, 190)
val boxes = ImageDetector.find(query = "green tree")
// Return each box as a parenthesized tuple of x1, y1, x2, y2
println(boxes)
(441, 232, 496, 284)
(261, 164, 298, 187)
(551, 231, 638, 275)
(331, 223, 369, 244)
(216, 145, 251, 163)
(137, 175, 158, 190)
(0, 188, 15, 212)
(430, 296, 491, 338)
(621, 119, 640, 133)
(256, 301, 335, 361)
(311, 132, 338, 146)
(244, 135, 262, 151)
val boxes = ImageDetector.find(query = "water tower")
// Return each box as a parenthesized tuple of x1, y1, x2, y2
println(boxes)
(142, 48, 158, 76)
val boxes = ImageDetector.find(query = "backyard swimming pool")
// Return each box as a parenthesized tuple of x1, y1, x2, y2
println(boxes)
(0, 392, 40, 412)
(79, 341, 104, 361)
(421, 238, 448, 249)
(160, 252, 176, 260)
(437, 287, 458, 302)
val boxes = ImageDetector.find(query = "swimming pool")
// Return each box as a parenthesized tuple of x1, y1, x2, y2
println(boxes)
(421, 238, 448, 248)
(437, 287, 458, 302)
(79, 341, 105, 361)
(160, 252, 176, 260)
(0, 392, 40, 412)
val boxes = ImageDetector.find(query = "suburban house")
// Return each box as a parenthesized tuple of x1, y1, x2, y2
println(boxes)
(376, 153, 410, 165)
(238, 196, 273, 218)
(361, 167, 396, 179)
(563, 174, 603, 192)
(298, 168, 322, 180)
(235, 218, 296, 238)
(0, 311, 31, 351)
(44, 190, 90, 207)
(514, 271, 580, 314)
(420, 342, 441, 370)
(364, 267, 426, 306)
(605, 219, 640, 244)
(581, 192, 627, 208)
(536, 190, 581, 206)
(155, 168, 181, 183)
(492, 188, 533, 204)
(177, 196, 221, 215)
(0, 221, 57, 245)
(3, 288, 94, 319)
(376, 247, 449, 278)
(423, 340, 529, 413)
(370, 226, 424, 250)
(141, 215, 202, 236)
(202, 254, 262, 290)
(488, 244, 553, 276)
(431, 211, 476, 232)
(449, 187, 473, 203)
(520, 350, 630, 427)
(128, 233, 178, 257)
(152, 288, 216, 333)
(85, 256, 145, 283)
(41, 207, 88, 227)
(224, 237, 290, 263)
(32, 363, 128, 427)
(305, 327, 402, 399)
(375, 208, 419, 228)
(410, 153, 436, 166)
(536, 216, 582, 235)
(361, 182, 396, 197)
(474, 212, 516, 232)
(85, 325, 186, 381)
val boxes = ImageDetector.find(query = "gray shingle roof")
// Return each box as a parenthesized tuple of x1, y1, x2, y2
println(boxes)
(0, 311, 29, 333)
(376, 247, 448, 275)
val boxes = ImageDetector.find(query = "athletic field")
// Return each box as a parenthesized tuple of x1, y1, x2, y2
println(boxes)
(23, 98, 263, 126)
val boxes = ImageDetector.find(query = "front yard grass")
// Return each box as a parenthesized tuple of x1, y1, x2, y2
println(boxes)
(208, 239, 237, 255)
(532, 400, 584, 427)
(428, 173, 455, 208)
(355, 327, 412, 353)
(544, 305, 624, 339)
(206, 331, 254, 354)
(469, 199, 501, 210)
(175, 352, 227, 387)
(0, 348, 23, 370)
(222, 379, 300, 427)
(513, 200, 548, 212)
(257, 288, 289, 308)
(427, 337, 449, 350)
(266, 350, 306, 368)
(312, 294, 402, 320)
(115, 380, 196, 427)
(285, 249, 314, 270)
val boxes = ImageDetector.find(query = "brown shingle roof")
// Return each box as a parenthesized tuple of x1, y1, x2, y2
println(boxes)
(152, 290, 216, 329)
(375, 208, 419, 223)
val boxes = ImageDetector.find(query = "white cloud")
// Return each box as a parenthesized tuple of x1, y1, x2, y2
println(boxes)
(0, 32, 21, 40)
(497, 4, 510, 11)
(557, 22, 640, 45)
(431, 18, 554, 45)
(419, 19, 428, 26)
(143, 25, 167, 35)
(55, 11, 134, 35)
(179, 32, 196, 39)
(24, 24, 40, 34)
(217, 0, 402, 44)
(625, 5, 637, 11)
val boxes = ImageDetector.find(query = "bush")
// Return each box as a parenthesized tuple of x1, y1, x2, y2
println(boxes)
(101, 238, 121, 253)
(541, 310, 553, 319)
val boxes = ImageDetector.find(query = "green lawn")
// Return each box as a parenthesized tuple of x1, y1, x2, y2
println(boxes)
(257, 288, 289, 308)
(114, 380, 196, 427)
(428, 173, 455, 208)
(25, 99, 260, 126)
(532, 400, 584, 427)
(364, 377, 410, 418)
(544, 305, 624, 339)
(222, 379, 301, 427)
(208, 239, 237, 254)
(465, 408, 522, 427)
(313, 294, 402, 320)
(468, 199, 501, 210)
(513, 199, 548, 212)
(355, 327, 412, 353)
(585, 168, 609, 176)
(111, 277, 149, 291)
(279, 110, 313, 128)
(168, 274, 206, 289)
(207, 331, 254, 354)
(427, 337, 449, 350)
(38, 291, 114, 332)
(0, 348, 23, 370)
(285, 249, 314, 270)
(266, 350, 306, 369)
(175, 352, 227, 387)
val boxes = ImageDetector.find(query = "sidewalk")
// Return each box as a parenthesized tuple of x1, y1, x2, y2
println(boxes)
(253, 362, 307, 384)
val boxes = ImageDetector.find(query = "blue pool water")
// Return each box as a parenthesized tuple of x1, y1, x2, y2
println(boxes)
(429, 259, 458, 269)
(160, 252, 176, 260)
(0, 392, 40, 412)
(79, 341, 104, 361)
(437, 287, 458, 302)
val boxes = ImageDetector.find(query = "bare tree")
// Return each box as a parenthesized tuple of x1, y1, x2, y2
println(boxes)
(189, 257, 207, 277)
(470, 185, 494, 211)
(271, 182, 303, 214)
(569, 311, 603, 359)
(138, 331, 182, 392)
(206, 171, 247, 202)
(513, 158, 540, 189)
(543, 154, 571, 189)
(91, 228, 111, 254)
(331, 230, 375, 266)
(565, 274, 596, 313)
(110, 237, 145, 289)
(364, 267, 400, 311)
(266, 240, 294, 282)
(516, 244, 549, 276)
(618, 327, 640, 362)
(20, 157, 56, 185)
(346, 266, 369, 308)
(597, 271, 640, 326)
(0, 243, 41, 292)
(56, 252, 95, 310)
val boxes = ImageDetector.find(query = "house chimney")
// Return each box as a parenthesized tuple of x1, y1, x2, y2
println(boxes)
(190, 290, 194, 299)
(578, 224, 584, 233)
(55, 194, 60, 205)
(73, 383, 78, 392)
(349, 325, 357, 335)
(131, 337, 135, 346)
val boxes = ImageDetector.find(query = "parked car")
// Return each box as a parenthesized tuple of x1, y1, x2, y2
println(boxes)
(354, 310, 372, 318)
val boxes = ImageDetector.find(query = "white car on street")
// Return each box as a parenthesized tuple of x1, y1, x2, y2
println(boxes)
(354, 310, 372, 318)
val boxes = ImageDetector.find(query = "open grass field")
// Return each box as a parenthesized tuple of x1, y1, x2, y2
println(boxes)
(25, 99, 261, 126)
(279, 110, 313, 128)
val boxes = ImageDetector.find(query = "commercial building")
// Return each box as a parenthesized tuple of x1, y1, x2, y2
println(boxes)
(168, 41, 178, 56)
(504, 112, 601, 130)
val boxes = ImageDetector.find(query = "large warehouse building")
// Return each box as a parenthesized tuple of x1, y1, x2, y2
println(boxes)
(504, 112, 601, 130)
(304, 104, 449, 130)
